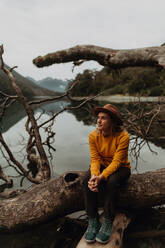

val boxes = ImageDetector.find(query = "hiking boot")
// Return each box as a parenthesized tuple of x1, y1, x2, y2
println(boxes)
(85, 217, 100, 243)
(96, 217, 112, 244)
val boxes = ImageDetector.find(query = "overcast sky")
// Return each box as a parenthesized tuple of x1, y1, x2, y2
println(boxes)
(0, 0, 165, 81)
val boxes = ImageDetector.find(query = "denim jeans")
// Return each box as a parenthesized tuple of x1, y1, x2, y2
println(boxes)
(83, 166, 131, 220)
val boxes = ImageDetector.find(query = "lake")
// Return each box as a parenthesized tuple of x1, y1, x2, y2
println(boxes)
(0, 99, 164, 247)
(1, 100, 164, 187)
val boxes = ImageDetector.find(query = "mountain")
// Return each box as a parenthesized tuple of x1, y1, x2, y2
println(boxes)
(0, 66, 57, 98)
(26, 76, 37, 83)
(34, 77, 69, 93)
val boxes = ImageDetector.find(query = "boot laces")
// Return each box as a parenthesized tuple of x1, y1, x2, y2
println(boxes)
(101, 218, 112, 233)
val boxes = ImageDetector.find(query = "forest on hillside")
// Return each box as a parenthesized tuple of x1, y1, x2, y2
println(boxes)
(68, 66, 165, 97)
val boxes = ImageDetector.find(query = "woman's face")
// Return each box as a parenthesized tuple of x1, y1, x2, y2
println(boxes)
(97, 112, 112, 134)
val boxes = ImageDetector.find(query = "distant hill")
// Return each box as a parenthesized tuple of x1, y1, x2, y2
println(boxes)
(32, 77, 69, 93)
(0, 66, 57, 98)
(68, 67, 165, 97)
(26, 76, 37, 83)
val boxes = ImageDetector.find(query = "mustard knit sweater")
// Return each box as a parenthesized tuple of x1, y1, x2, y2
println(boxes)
(89, 129, 130, 179)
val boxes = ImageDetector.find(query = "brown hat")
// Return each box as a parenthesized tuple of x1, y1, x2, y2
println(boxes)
(93, 104, 123, 125)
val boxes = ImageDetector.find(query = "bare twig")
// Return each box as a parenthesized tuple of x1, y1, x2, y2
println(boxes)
(38, 93, 100, 129)
(0, 132, 39, 183)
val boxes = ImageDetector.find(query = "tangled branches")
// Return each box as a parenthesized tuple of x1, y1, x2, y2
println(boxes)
(122, 100, 165, 168)
(0, 45, 99, 187)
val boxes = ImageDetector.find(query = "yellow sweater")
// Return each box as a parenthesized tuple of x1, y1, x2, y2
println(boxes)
(89, 129, 130, 179)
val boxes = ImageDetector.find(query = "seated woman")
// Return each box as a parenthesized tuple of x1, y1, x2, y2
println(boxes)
(84, 104, 131, 244)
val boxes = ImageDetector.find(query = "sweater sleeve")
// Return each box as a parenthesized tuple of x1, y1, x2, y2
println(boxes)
(89, 133, 101, 176)
(101, 133, 130, 179)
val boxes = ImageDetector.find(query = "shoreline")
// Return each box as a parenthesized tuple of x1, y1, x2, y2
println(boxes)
(72, 95, 165, 103)
(96, 95, 165, 103)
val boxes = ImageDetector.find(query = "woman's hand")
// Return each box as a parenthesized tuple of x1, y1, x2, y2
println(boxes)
(88, 174, 105, 192)
(88, 175, 98, 192)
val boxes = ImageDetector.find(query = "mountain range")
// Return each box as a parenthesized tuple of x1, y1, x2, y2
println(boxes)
(29, 77, 69, 93)
(0, 66, 57, 98)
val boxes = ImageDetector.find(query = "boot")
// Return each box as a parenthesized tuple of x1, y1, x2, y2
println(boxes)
(96, 217, 112, 244)
(85, 217, 100, 243)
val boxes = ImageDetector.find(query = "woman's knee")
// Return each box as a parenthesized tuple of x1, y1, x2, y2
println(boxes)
(106, 173, 120, 189)
(106, 167, 130, 189)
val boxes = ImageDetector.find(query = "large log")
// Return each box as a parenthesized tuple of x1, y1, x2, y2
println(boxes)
(33, 44, 165, 69)
(0, 168, 165, 231)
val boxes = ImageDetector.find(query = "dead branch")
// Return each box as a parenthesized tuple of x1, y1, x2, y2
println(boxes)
(0, 164, 13, 185)
(0, 98, 16, 122)
(0, 145, 24, 177)
(0, 45, 51, 182)
(0, 132, 40, 184)
(28, 79, 79, 106)
(33, 44, 165, 70)
(123, 102, 164, 142)
(38, 93, 100, 129)
(28, 93, 67, 106)
(0, 91, 17, 99)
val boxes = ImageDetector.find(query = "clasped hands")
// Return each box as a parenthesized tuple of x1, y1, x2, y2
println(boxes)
(88, 174, 104, 192)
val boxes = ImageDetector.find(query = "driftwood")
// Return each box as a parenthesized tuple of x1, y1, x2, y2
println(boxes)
(77, 213, 131, 248)
(33, 44, 165, 70)
(0, 165, 13, 185)
(0, 168, 165, 231)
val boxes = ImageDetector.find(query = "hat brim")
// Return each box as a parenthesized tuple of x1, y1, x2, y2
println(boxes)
(93, 107, 123, 126)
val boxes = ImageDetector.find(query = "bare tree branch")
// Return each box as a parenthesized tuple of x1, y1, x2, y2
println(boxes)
(0, 90, 17, 99)
(0, 132, 39, 184)
(0, 164, 13, 185)
(0, 45, 51, 182)
(38, 93, 100, 129)
(33, 44, 165, 70)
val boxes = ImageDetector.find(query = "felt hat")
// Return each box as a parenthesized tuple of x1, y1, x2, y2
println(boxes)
(93, 104, 123, 125)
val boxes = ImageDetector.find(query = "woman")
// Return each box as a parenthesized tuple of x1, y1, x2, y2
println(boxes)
(84, 104, 131, 244)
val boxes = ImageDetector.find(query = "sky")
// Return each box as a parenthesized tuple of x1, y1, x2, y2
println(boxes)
(0, 0, 165, 81)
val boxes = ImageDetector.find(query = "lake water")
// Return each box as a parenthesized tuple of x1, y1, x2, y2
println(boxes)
(1, 100, 164, 188)
(0, 100, 165, 248)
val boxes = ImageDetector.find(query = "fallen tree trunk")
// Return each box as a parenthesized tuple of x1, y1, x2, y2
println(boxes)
(0, 168, 165, 231)
(33, 44, 165, 69)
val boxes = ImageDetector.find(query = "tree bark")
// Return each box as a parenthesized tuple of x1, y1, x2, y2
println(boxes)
(33, 44, 165, 69)
(0, 165, 13, 185)
(0, 168, 165, 231)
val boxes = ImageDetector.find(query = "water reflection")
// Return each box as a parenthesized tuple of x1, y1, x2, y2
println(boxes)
(0, 100, 165, 248)
(0, 102, 26, 133)
(38, 100, 69, 115)
(0, 100, 165, 188)
(0, 100, 69, 133)
(69, 101, 165, 149)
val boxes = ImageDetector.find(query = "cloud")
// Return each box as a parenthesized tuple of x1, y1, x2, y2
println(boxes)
(0, 0, 165, 80)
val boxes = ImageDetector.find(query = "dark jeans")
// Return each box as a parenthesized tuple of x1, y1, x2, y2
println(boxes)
(83, 166, 131, 220)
